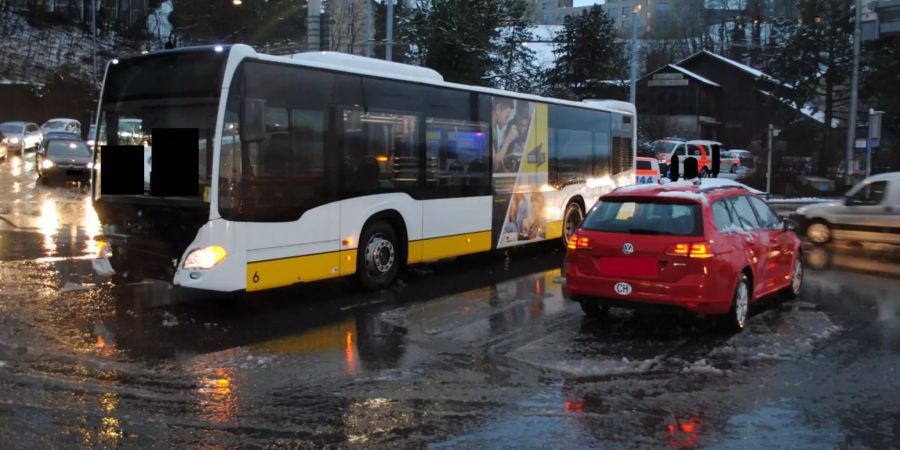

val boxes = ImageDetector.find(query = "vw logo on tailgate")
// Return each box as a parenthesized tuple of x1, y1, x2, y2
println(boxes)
(622, 243, 634, 255)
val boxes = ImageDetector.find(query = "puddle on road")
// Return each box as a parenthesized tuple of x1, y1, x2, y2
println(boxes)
(710, 401, 843, 449)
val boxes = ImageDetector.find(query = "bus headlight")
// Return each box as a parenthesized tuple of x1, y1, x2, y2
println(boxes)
(183, 245, 227, 270)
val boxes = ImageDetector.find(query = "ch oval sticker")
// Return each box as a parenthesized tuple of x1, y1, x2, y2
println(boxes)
(614, 282, 632, 295)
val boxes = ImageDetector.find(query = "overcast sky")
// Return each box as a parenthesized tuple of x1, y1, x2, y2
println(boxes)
(573, 0, 603, 5)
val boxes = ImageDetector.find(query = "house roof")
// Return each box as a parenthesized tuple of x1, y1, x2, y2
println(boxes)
(666, 64, 721, 87)
(641, 64, 721, 87)
(758, 89, 841, 129)
(677, 50, 779, 83)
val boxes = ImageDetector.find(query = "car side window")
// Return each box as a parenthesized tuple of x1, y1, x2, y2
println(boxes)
(727, 196, 760, 230)
(747, 196, 781, 229)
(688, 145, 703, 157)
(848, 181, 887, 206)
(712, 200, 737, 233)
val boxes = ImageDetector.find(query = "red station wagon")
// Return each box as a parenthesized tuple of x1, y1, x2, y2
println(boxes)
(564, 180, 803, 332)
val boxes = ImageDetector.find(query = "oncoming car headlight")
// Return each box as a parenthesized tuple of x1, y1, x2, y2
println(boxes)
(41, 159, 54, 169)
(183, 246, 227, 270)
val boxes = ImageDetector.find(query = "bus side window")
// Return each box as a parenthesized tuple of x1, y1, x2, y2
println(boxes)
(425, 117, 489, 197)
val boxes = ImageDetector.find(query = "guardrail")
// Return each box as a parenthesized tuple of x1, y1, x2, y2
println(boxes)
(764, 197, 837, 217)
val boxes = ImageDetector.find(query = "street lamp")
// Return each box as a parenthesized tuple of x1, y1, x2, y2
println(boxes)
(629, 4, 641, 105)
(232, 0, 242, 5)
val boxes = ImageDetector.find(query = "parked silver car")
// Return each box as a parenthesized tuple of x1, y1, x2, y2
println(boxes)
(0, 121, 42, 153)
(795, 172, 900, 245)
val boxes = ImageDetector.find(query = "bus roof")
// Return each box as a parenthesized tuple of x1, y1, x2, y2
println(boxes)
(224, 45, 635, 117)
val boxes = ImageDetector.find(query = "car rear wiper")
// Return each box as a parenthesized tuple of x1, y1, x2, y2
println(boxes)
(627, 228, 666, 235)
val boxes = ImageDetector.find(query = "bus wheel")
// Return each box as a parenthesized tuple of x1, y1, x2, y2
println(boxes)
(357, 221, 400, 290)
(562, 201, 584, 248)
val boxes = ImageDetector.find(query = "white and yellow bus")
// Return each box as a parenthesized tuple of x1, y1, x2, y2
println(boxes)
(91, 45, 635, 292)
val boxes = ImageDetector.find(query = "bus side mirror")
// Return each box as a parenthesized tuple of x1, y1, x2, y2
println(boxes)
(711, 144, 721, 178)
(240, 98, 266, 143)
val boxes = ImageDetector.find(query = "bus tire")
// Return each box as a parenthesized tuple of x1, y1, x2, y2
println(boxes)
(357, 221, 400, 290)
(562, 201, 584, 249)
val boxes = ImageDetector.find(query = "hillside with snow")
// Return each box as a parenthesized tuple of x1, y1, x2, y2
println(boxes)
(0, 4, 171, 86)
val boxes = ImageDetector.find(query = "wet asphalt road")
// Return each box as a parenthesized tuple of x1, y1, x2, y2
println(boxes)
(1, 151, 899, 449)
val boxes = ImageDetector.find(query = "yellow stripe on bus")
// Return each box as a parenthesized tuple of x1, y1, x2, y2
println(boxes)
(246, 230, 492, 292)
(546, 220, 563, 239)
(247, 251, 340, 292)
(417, 230, 492, 262)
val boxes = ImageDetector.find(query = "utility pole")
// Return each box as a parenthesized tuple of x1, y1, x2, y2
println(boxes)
(629, 5, 641, 105)
(365, 0, 372, 57)
(308, 0, 322, 52)
(845, 0, 862, 185)
(385, 0, 394, 61)
(92, 0, 97, 82)
(767, 124, 773, 195)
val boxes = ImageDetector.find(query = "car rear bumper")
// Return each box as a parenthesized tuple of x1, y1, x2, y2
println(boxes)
(564, 272, 733, 315)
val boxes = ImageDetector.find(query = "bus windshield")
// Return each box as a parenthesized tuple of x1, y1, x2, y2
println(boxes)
(94, 49, 228, 200)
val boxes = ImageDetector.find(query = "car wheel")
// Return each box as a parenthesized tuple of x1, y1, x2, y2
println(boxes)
(357, 221, 401, 290)
(806, 221, 831, 244)
(700, 168, 710, 178)
(781, 256, 803, 299)
(562, 201, 584, 249)
(721, 273, 750, 333)
(580, 301, 609, 317)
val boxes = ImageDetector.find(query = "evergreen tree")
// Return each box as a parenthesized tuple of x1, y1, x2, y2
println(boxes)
(860, 37, 900, 171)
(373, 0, 411, 61)
(489, 0, 541, 93)
(401, 0, 532, 87)
(766, 0, 852, 176)
(544, 5, 625, 100)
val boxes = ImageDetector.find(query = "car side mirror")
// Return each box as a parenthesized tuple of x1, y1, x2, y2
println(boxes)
(844, 196, 856, 206)
(783, 218, 798, 232)
(240, 98, 266, 143)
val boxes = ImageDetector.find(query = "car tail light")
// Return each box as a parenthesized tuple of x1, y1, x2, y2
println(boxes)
(566, 234, 591, 251)
(665, 242, 713, 258)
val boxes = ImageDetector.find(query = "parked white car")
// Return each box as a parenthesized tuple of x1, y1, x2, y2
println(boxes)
(795, 172, 900, 245)
(41, 118, 81, 137)
(0, 121, 42, 153)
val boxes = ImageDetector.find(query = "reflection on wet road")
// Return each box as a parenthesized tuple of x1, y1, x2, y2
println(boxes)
(1, 154, 899, 448)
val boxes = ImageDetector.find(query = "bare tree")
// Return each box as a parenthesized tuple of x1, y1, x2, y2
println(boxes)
(327, 0, 367, 54)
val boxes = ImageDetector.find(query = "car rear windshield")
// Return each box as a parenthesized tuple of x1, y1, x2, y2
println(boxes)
(0, 123, 22, 134)
(582, 200, 703, 236)
(48, 140, 91, 157)
(636, 160, 653, 170)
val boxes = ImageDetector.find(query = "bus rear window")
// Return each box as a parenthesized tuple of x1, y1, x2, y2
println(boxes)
(103, 50, 227, 102)
(582, 201, 703, 236)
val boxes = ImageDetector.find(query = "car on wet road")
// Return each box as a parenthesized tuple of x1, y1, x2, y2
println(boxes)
(564, 179, 803, 332)
(40, 118, 81, 137)
(796, 171, 900, 245)
(0, 121, 42, 153)
(36, 135, 93, 184)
